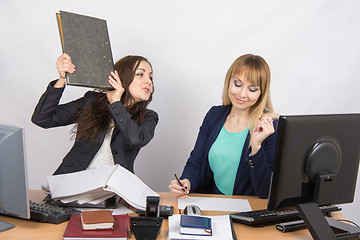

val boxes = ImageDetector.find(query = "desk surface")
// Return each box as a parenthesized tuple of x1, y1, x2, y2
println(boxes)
(0, 190, 343, 240)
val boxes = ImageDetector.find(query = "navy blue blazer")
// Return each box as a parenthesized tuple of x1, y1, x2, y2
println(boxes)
(31, 80, 158, 175)
(180, 105, 278, 199)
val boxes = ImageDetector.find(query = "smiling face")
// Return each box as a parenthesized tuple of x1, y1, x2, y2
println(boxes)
(129, 61, 153, 103)
(228, 74, 261, 112)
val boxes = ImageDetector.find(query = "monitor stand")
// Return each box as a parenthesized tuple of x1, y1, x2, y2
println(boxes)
(297, 202, 360, 240)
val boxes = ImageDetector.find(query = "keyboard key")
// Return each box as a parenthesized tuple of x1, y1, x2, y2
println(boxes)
(29, 201, 80, 224)
(230, 205, 341, 227)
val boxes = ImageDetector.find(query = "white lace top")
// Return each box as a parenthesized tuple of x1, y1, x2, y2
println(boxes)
(87, 127, 115, 170)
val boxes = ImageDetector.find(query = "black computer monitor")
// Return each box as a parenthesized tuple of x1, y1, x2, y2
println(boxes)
(267, 114, 360, 239)
(0, 124, 30, 222)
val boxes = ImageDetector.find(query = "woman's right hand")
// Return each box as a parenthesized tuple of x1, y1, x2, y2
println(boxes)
(168, 178, 191, 198)
(54, 53, 75, 88)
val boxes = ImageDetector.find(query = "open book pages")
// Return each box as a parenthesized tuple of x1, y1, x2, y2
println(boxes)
(47, 165, 159, 211)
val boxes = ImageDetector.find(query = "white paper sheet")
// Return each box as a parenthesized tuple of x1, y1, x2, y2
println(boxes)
(168, 214, 234, 240)
(178, 197, 252, 212)
(75, 202, 134, 215)
(104, 165, 159, 210)
(47, 166, 116, 198)
(58, 189, 110, 203)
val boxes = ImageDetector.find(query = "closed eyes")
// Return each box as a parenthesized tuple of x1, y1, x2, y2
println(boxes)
(234, 79, 259, 92)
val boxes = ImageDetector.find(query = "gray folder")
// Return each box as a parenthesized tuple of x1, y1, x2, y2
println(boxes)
(57, 11, 114, 89)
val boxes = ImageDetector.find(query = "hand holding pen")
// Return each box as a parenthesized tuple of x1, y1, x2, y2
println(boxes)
(168, 174, 190, 198)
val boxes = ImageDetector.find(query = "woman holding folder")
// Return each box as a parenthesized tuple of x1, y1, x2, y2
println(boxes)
(169, 54, 278, 199)
(31, 53, 158, 175)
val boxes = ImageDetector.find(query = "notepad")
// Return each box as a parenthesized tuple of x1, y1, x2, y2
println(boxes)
(180, 215, 212, 236)
(178, 196, 252, 212)
(81, 210, 115, 230)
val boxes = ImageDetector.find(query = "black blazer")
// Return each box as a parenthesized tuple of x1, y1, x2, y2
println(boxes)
(31, 80, 158, 175)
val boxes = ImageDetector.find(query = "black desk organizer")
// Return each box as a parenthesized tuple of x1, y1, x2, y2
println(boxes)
(130, 196, 164, 240)
(130, 216, 163, 240)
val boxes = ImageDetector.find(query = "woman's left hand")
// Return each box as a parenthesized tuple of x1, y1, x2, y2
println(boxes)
(106, 70, 125, 104)
(250, 115, 275, 155)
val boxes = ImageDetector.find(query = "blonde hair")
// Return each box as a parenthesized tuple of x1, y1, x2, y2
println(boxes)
(222, 54, 278, 133)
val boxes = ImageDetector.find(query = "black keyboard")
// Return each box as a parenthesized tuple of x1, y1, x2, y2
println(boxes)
(30, 201, 80, 224)
(230, 205, 341, 227)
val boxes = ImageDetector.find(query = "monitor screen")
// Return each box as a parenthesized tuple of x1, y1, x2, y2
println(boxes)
(0, 124, 30, 219)
(268, 114, 360, 211)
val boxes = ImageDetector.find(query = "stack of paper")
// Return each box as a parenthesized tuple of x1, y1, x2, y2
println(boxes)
(178, 197, 252, 212)
(47, 164, 159, 211)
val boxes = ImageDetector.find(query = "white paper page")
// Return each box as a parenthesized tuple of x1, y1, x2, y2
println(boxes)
(111, 205, 134, 215)
(76, 202, 134, 215)
(86, 193, 116, 204)
(47, 165, 116, 198)
(46, 175, 64, 195)
(178, 197, 252, 212)
(168, 214, 233, 240)
(76, 192, 116, 204)
(105, 165, 159, 210)
(55, 188, 106, 203)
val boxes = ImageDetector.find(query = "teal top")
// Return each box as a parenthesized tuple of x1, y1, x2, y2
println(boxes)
(208, 126, 249, 195)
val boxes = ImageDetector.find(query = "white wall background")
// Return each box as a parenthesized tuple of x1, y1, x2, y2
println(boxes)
(1, 0, 360, 224)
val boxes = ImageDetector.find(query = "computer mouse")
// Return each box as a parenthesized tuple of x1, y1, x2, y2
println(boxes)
(183, 205, 201, 215)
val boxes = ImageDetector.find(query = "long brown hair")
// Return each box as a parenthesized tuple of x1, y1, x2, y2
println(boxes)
(73, 56, 154, 142)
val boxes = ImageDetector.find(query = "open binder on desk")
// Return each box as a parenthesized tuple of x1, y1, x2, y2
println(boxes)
(47, 164, 159, 211)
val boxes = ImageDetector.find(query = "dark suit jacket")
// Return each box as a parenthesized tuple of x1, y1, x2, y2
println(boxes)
(180, 105, 278, 199)
(31, 80, 158, 175)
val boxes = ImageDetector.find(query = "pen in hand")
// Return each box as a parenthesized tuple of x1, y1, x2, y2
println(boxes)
(174, 174, 186, 193)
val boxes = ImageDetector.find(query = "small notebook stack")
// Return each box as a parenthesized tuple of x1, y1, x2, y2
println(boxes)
(63, 213, 129, 240)
(180, 215, 212, 236)
(81, 210, 115, 230)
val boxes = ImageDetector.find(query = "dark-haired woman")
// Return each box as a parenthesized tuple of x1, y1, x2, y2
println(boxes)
(32, 53, 158, 175)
